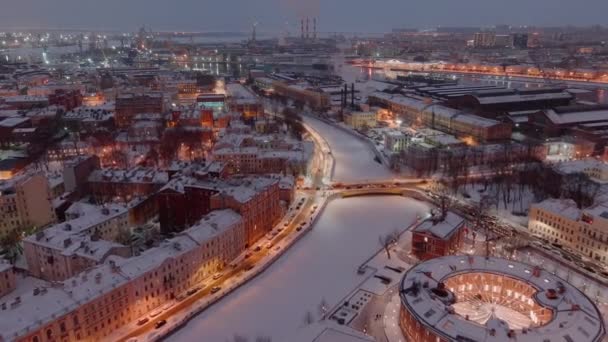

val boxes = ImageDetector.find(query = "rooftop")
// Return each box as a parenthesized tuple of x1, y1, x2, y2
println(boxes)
(413, 211, 465, 239)
(0, 209, 242, 340)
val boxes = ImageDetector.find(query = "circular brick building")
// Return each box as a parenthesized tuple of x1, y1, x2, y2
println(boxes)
(399, 255, 605, 342)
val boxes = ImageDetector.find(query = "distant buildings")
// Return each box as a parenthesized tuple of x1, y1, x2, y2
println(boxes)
(473, 32, 496, 48)
(225, 83, 264, 120)
(343, 111, 377, 130)
(370, 92, 512, 142)
(115, 93, 163, 128)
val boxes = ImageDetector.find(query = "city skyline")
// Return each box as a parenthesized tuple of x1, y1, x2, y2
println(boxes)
(1, 0, 608, 33)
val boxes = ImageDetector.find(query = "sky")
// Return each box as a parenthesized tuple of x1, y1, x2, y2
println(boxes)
(1, 0, 607, 33)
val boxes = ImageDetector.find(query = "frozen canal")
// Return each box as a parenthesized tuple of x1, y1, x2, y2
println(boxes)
(303, 116, 394, 183)
(171, 196, 430, 341)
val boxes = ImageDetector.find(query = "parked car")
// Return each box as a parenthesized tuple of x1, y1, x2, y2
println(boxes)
(211, 286, 221, 294)
(137, 318, 149, 326)
(212, 273, 223, 280)
(186, 287, 201, 296)
(154, 320, 167, 329)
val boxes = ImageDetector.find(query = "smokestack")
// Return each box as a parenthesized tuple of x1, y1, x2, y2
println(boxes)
(301, 19, 304, 39)
(351, 83, 355, 108)
(306, 17, 310, 40)
(314, 18, 317, 40)
(343, 84, 348, 109)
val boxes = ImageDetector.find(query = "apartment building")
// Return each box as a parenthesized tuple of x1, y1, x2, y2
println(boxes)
(3, 210, 243, 342)
(0, 263, 15, 298)
(23, 202, 130, 282)
(529, 199, 608, 263)
(0, 172, 55, 239)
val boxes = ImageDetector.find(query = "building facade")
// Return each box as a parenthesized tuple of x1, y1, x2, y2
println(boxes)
(529, 199, 608, 263)
(0, 173, 55, 238)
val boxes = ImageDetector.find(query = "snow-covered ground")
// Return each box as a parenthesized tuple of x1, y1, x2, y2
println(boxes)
(456, 182, 537, 227)
(303, 116, 394, 183)
(171, 196, 430, 341)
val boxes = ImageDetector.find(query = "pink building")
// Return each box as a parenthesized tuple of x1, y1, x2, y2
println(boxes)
(3, 210, 244, 342)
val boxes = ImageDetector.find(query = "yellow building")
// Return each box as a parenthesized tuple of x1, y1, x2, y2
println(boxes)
(529, 198, 608, 263)
(344, 111, 377, 129)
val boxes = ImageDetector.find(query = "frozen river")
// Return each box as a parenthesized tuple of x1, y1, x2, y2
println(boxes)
(170, 196, 430, 341)
(303, 116, 394, 183)
(169, 112, 413, 341)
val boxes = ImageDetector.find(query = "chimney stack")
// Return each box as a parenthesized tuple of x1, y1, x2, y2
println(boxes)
(301, 19, 304, 39)
(313, 18, 317, 40)
(306, 17, 310, 39)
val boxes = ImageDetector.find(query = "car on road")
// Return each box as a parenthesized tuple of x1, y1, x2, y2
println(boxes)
(137, 318, 150, 326)
(254, 246, 262, 252)
(266, 243, 273, 249)
(210, 286, 221, 294)
(212, 273, 223, 280)
(154, 320, 167, 329)
(186, 287, 201, 296)
(283, 222, 289, 227)
(149, 309, 163, 318)
(296, 226, 302, 232)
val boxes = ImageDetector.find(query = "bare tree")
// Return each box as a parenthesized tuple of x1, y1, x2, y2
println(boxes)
(561, 172, 600, 209)
(379, 229, 400, 260)
(303, 311, 315, 325)
(436, 190, 452, 221)
(232, 335, 249, 342)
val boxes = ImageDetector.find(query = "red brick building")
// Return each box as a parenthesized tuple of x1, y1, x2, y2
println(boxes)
(87, 167, 169, 203)
(115, 93, 163, 128)
(157, 176, 282, 245)
(411, 211, 466, 260)
(48, 89, 82, 111)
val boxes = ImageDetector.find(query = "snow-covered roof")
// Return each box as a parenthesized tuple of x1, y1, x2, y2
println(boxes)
(400, 255, 605, 342)
(413, 211, 465, 239)
(23, 202, 128, 258)
(531, 198, 581, 221)
(0, 209, 242, 341)
(88, 167, 169, 184)
(543, 108, 608, 125)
